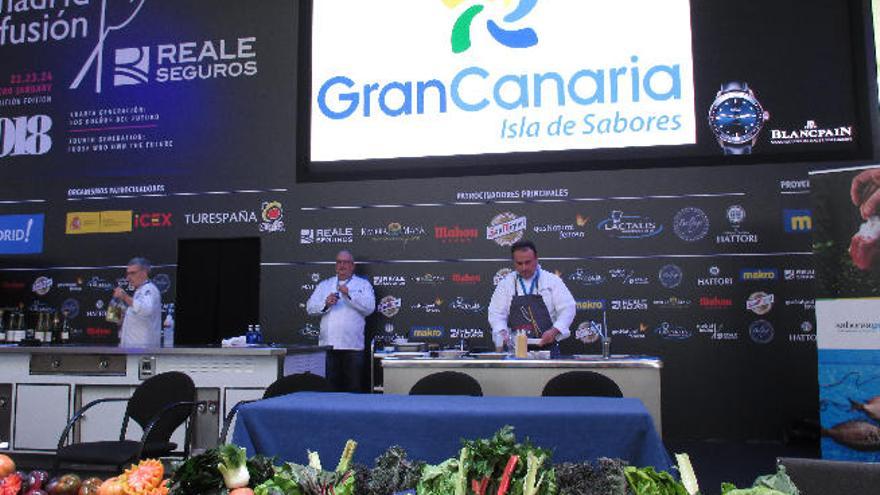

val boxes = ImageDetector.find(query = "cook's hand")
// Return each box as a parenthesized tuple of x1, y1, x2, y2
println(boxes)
(325, 293, 339, 308)
(851, 168, 880, 219)
(113, 287, 127, 300)
(539, 327, 561, 346)
(338, 284, 350, 297)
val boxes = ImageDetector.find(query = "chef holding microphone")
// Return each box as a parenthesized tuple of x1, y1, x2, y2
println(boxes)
(306, 250, 376, 392)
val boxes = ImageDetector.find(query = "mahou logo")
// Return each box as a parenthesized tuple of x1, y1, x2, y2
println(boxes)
(435, 225, 478, 243)
(699, 296, 732, 309)
(452, 273, 481, 284)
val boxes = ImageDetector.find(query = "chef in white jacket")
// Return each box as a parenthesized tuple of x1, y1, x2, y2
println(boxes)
(306, 250, 376, 392)
(488, 240, 575, 354)
(115, 257, 162, 348)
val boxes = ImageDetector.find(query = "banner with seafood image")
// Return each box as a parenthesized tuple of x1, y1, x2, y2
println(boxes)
(811, 164, 880, 461)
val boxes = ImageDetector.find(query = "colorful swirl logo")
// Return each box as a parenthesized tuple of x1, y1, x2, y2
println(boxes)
(445, 0, 539, 53)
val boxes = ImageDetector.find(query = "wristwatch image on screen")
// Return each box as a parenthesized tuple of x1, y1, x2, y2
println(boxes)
(708, 81, 770, 155)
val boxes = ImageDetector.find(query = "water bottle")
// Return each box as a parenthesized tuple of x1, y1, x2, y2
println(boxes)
(254, 324, 264, 344)
(162, 313, 175, 347)
(246, 324, 256, 344)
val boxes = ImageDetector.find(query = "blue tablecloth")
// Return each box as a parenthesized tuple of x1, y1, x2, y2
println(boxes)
(232, 392, 671, 471)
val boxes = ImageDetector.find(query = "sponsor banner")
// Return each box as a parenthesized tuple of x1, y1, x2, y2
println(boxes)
(816, 299, 880, 350)
(818, 349, 880, 462)
(487, 212, 527, 246)
(300, 227, 354, 244)
(672, 207, 709, 242)
(770, 120, 854, 145)
(740, 268, 779, 282)
(697, 265, 734, 287)
(783, 209, 813, 233)
(0, 213, 44, 254)
(311, 0, 695, 161)
(597, 210, 663, 239)
(410, 326, 445, 340)
(66, 210, 132, 234)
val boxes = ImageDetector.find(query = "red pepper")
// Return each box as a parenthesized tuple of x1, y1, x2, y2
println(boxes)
(497, 455, 520, 495)
(472, 477, 490, 495)
(0, 473, 22, 495)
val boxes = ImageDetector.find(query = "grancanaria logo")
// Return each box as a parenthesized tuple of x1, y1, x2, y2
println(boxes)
(445, 0, 538, 53)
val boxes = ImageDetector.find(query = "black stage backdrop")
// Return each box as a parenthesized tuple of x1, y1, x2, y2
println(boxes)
(0, 0, 877, 442)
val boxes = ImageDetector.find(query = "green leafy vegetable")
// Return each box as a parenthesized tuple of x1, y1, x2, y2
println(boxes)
(555, 458, 628, 495)
(624, 465, 688, 495)
(168, 447, 224, 495)
(366, 445, 424, 495)
(720, 465, 799, 495)
(218, 444, 251, 489)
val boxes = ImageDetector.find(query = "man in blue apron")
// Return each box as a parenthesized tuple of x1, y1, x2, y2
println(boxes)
(488, 240, 576, 355)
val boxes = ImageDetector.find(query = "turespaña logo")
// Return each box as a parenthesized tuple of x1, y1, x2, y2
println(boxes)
(749, 319, 774, 344)
(658, 264, 683, 289)
(0, 214, 44, 254)
(184, 210, 258, 226)
(487, 212, 527, 246)
(446, 0, 539, 54)
(260, 201, 285, 233)
(783, 209, 812, 233)
(673, 207, 709, 242)
(597, 210, 662, 239)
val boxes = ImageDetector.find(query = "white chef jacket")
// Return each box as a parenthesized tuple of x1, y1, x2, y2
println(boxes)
(488, 266, 576, 345)
(306, 275, 376, 350)
(119, 281, 162, 348)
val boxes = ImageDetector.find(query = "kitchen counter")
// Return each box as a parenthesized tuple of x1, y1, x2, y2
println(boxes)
(0, 344, 327, 454)
(381, 354, 663, 436)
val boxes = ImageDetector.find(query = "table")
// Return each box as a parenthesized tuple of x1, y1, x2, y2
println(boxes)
(381, 355, 663, 435)
(232, 392, 671, 471)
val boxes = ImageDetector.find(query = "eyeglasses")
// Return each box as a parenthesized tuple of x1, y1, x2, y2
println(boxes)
(335, 260, 354, 265)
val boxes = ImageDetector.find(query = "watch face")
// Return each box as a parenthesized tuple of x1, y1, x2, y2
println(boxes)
(708, 92, 766, 144)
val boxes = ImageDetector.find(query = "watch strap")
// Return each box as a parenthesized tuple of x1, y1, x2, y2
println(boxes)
(720, 81, 748, 93)
(721, 142, 752, 155)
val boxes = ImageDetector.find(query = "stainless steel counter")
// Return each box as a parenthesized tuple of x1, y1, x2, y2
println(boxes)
(0, 344, 327, 454)
(381, 354, 663, 436)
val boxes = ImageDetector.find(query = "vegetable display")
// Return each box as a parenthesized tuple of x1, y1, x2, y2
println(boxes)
(0, 429, 803, 495)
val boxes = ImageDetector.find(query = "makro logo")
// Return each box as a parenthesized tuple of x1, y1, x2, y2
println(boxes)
(446, 0, 539, 54)
(740, 268, 778, 282)
(576, 299, 606, 312)
(783, 209, 812, 233)
(0, 115, 52, 157)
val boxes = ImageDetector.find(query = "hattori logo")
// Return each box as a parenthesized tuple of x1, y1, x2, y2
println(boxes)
(446, 0, 538, 54)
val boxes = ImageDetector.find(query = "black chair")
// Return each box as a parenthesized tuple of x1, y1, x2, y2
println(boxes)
(777, 457, 880, 495)
(219, 372, 331, 444)
(409, 371, 483, 396)
(55, 371, 198, 473)
(541, 371, 623, 397)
